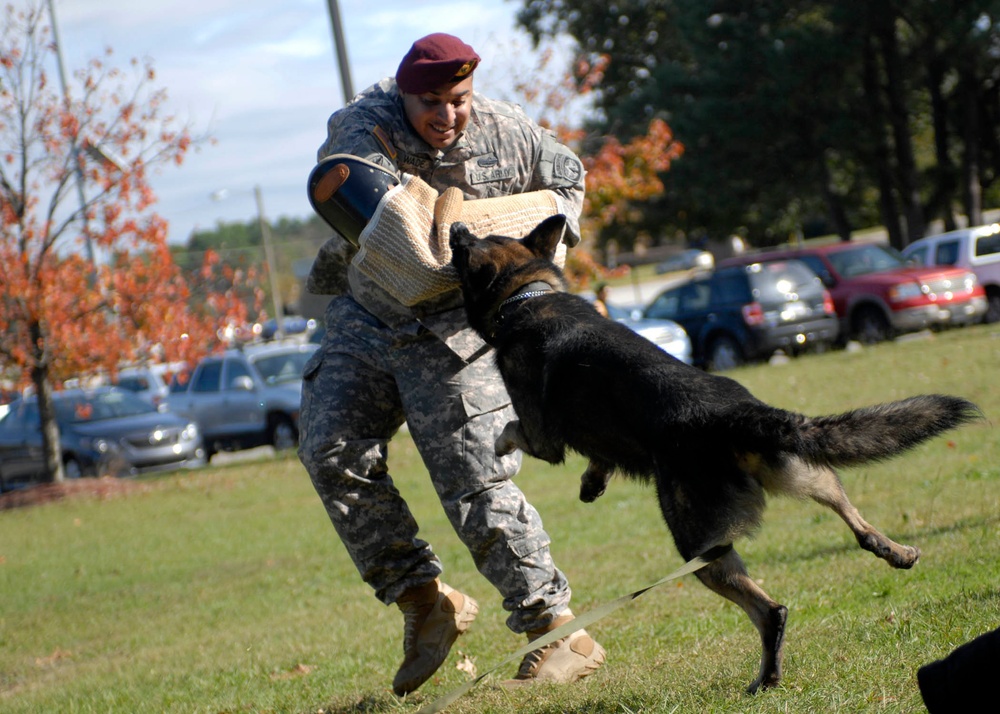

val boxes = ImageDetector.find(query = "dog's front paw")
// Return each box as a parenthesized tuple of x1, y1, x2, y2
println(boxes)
(579, 479, 607, 503)
(495, 435, 517, 456)
(579, 461, 612, 502)
(495, 420, 523, 457)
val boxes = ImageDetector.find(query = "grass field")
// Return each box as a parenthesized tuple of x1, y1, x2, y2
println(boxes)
(1, 324, 998, 713)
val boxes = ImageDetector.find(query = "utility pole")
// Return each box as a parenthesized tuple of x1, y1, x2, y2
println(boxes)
(324, 0, 355, 104)
(46, 0, 97, 270)
(255, 186, 286, 340)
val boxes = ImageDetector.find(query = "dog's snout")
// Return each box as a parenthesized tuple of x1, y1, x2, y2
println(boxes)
(449, 222, 470, 251)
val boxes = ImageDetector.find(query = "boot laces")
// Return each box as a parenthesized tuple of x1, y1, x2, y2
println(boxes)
(517, 637, 562, 677)
(399, 601, 434, 654)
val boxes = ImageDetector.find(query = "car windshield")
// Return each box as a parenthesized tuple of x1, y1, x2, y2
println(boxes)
(976, 230, 1000, 257)
(252, 351, 313, 385)
(116, 375, 154, 391)
(54, 390, 155, 423)
(826, 244, 905, 277)
(748, 261, 822, 300)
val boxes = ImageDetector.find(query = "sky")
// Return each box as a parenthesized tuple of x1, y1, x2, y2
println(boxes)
(41, 0, 571, 245)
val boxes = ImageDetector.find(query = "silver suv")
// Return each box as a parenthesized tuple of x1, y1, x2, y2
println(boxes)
(166, 342, 318, 459)
(902, 223, 1000, 323)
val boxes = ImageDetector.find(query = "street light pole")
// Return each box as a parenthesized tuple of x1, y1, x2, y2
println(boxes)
(254, 186, 286, 340)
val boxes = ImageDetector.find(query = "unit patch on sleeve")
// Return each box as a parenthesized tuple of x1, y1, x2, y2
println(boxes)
(553, 153, 583, 184)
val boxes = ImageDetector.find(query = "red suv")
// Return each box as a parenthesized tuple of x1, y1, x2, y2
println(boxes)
(720, 242, 987, 343)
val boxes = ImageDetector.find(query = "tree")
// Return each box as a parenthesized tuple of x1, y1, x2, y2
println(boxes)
(177, 212, 332, 317)
(516, 0, 1000, 249)
(0, 2, 250, 483)
(503, 41, 684, 277)
(517, 1, 875, 245)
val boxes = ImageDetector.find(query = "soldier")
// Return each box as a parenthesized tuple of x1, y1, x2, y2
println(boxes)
(593, 282, 611, 317)
(299, 33, 605, 697)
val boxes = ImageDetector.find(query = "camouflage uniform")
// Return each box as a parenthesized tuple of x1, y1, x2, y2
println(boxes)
(298, 78, 586, 632)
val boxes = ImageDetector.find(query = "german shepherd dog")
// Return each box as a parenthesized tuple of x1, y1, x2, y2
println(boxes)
(448, 215, 981, 693)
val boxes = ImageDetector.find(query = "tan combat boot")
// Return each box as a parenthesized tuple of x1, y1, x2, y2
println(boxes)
(504, 609, 606, 685)
(392, 578, 479, 696)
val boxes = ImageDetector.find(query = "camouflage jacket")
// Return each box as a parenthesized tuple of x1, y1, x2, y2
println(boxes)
(308, 78, 585, 359)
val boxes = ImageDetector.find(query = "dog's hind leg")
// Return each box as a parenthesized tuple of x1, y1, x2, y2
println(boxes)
(756, 455, 920, 569)
(693, 547, 787, 694)
(812, 468, 920, 568)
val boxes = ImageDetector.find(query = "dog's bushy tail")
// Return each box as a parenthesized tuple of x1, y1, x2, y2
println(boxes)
(735, 395, 982, 467)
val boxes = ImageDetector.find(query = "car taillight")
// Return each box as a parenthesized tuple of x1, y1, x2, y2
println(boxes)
(742, 302, 765, 326)
(822, 290, 836, 315)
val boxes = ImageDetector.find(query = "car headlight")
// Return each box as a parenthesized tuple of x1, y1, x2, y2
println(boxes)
(888, 281, 923, 302)
(180, 423, 199, 442)
(79, 437, 115, 454)
(963, 272, 978, 291)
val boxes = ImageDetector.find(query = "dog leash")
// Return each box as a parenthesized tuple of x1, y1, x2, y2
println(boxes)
(415, 544, 732, 714)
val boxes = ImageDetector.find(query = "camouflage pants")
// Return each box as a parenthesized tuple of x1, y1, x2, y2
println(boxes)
(298, 296, 571, 633)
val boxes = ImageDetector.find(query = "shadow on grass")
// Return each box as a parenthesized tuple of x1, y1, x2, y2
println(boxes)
(308, 694, 400, 713)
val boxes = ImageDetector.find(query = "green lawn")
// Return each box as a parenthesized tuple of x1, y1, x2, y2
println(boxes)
(1, 325, 998, 713)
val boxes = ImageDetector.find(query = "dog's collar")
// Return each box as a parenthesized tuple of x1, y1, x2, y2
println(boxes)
(493, 281, 554, 330)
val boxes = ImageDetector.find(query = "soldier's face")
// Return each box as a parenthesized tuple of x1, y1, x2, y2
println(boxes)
(402, 76, 474, 150)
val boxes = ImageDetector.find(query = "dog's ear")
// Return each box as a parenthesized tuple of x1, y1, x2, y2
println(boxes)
(521, 215, 567, 261)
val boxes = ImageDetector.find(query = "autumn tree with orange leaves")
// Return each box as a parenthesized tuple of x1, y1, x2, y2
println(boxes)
(0, 2, 255, 483)
(508, 47, 684, 287)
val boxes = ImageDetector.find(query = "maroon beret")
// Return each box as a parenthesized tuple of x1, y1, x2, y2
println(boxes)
(396, 33, 480, 94)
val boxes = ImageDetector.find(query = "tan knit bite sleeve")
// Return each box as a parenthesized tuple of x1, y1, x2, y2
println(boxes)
(352, 175, 562, 306)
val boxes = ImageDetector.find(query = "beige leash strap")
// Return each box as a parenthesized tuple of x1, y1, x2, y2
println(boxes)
(415, 544, 732, 713)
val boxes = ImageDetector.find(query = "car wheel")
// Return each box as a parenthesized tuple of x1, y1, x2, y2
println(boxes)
(64, 457, 83, 480)
(985, 291, 1000, 324)
(852, 306, 891, 344)
(707, 334, 744, 372)
(268, 414, 297, 451)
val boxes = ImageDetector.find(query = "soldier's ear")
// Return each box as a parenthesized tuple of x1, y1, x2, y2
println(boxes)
(521, 215, 567, 261)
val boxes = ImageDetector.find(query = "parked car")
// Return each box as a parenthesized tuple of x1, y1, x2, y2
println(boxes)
(720, 242, 987, 343)
(901, 223, 1000, 323)
(655, 248, 715, 275)
(112, 365, 171, 409)
(0, 387, 205, 492)
(601, 302, 693, 364)
(166, 342, 318, 459)
(258, 315, 317, 341)
(0, 390, 15, 421)
(643, 259, 839, 371)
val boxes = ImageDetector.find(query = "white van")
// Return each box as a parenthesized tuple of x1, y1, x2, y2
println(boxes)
(902, 223, 1000, 323)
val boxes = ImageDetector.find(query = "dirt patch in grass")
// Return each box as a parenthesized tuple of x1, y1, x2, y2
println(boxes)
(0, 477, 149, 511)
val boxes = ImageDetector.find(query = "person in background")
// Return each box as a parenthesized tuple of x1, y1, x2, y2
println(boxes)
(299, 32, 605, 697)
(593, 282, 611, 317)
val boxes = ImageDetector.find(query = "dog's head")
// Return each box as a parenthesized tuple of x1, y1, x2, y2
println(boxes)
(449, 214, 569, 341)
